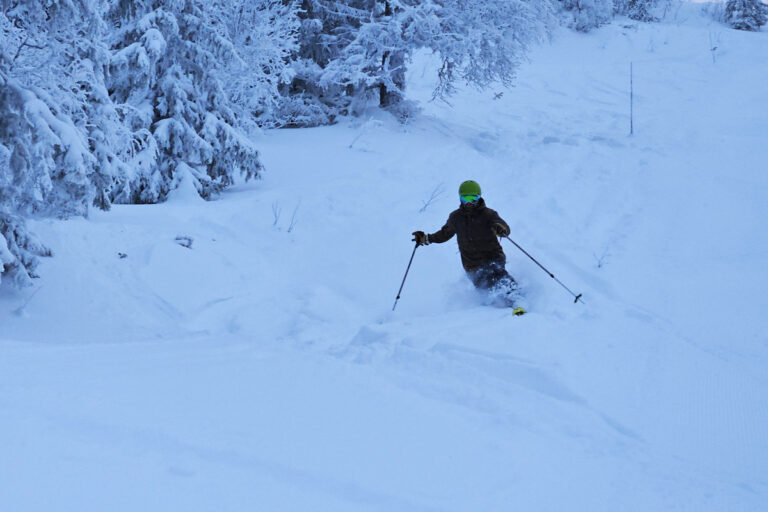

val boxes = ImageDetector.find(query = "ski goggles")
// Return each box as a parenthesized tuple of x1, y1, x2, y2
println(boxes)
(460, 194, 480, 204)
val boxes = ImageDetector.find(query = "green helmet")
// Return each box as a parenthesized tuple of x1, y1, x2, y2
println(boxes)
(459, 180, 481, 197)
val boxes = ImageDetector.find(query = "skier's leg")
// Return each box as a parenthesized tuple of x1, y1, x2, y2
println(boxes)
(486, 262, 523, 306)
(467, 265, 496, 290)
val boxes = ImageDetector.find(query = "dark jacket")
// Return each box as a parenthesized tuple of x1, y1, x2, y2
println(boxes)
(427, 198, 510, 271)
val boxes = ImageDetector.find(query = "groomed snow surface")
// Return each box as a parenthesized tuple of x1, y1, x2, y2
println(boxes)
(2, 8, 767, 511)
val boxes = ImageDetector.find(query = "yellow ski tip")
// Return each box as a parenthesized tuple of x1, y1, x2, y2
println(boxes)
(512, 307, 526, 316)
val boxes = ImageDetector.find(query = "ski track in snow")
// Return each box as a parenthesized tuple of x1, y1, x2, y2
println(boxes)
(2, 9, 768, 512)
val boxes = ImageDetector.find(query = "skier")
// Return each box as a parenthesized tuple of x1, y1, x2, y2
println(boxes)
(412, 180, 525, 314)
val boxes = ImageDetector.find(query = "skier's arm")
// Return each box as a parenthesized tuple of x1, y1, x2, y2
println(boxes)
(426, 218, 456, 244)
(487, 209, 510, 236)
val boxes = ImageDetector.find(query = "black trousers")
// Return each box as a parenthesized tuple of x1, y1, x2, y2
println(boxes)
(466, 260, 517, 292)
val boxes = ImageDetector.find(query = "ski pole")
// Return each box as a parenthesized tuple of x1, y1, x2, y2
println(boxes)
(503, 235, 584, 304)
(392, 242, 419, 311)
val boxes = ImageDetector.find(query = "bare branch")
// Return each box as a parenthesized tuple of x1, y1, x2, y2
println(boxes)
(272, 201, 282, 227)
(8, 35, 46, 72)
(287, 201, 300, 233)
(419, 183, 445, 213)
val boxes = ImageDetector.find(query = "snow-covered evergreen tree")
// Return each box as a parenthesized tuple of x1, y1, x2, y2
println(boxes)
(561, 0, 613, 31)
(724, 0, 767, 30)
(0, 0, 111, 217)
(0, 76, 96, 218)
(105, 0, 262, 203)
(0, 210, 51, 288)
(410, 0, 555, 98)
(319, 0, 409, 109)
(284, 0, 380, 123)
(290, 0, 554, 122)
(221, 0, 301, 127)
(614, 0, 657, 22)
(1, 0, 273, 286)
(1, 0, 106, 285)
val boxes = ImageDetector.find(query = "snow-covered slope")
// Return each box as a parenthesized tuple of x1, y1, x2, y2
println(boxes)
(2, 8, 767, 511)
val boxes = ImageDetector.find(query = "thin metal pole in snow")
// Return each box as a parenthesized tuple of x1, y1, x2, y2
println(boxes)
(392, 243, 419, 311)
(502, 236, 585, 304)
(630, 62, 634, 136)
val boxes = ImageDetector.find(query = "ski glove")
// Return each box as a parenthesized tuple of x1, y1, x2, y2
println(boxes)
(492, 223, 510, 237)
(412, 231, 429, 246)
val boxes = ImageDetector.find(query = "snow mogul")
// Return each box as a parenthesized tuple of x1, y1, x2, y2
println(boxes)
(412, 180, 525, 314)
